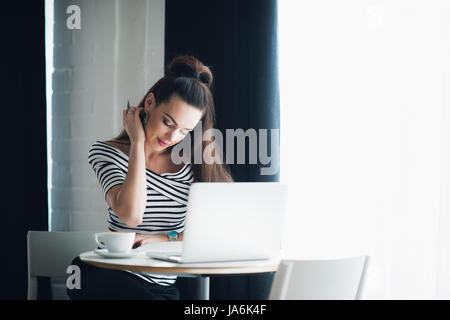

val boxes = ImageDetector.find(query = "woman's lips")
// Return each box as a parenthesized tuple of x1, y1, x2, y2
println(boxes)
(157, 137, 168, 147)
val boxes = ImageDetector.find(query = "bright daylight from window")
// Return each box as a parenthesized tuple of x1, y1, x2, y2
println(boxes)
(278, 0, 450, 299)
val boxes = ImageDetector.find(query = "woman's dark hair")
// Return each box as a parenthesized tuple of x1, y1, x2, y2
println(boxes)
(109, 55, 233, 182)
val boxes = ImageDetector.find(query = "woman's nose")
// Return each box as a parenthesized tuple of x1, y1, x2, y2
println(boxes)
(166, 130, 179, 142)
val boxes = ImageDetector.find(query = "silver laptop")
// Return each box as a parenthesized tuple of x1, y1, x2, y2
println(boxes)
(147, 182, 288, 263)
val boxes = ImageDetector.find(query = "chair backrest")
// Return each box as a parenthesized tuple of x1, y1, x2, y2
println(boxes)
(269, 255, 370, 300)
(27, 231, 98, 300)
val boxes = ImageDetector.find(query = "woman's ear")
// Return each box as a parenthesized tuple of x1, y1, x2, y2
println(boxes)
(144, 92, 155, 113)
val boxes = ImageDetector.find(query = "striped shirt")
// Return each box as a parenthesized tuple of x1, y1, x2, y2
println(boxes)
(88, 141, 193, 286)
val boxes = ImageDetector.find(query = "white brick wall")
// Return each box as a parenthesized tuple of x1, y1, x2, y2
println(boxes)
(51, 0, 165, 231)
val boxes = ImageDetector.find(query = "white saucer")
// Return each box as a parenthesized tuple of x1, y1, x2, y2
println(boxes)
(94, 249, 144, 259)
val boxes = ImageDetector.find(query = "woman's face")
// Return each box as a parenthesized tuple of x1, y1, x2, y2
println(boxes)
(144, 93, 203, 152)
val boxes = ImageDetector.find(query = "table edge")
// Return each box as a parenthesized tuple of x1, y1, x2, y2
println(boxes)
(81, 256, 279, 275)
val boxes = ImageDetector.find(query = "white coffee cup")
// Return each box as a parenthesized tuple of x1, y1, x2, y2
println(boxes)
(94, 232, 136, 253)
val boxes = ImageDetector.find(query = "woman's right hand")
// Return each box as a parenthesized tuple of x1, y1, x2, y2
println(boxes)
(123, 106, 146, 144)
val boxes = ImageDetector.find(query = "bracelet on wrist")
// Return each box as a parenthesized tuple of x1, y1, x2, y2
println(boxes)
(167, 231, 178, 241)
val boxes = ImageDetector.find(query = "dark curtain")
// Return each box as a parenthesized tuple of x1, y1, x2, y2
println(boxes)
(0, 1, 49, 299)
(166, 0, 280, 299)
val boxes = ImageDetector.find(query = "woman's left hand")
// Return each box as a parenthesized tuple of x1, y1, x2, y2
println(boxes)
(133, 234, 167, 249)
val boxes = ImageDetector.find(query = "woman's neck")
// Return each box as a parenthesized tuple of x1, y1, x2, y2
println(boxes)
(144, 142, 170, 162)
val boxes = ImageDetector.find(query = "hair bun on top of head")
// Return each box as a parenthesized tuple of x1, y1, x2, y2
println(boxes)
(167, 55, 213, 88)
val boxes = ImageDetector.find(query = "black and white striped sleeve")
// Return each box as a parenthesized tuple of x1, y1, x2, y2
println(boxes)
(88, 142, 126, 200)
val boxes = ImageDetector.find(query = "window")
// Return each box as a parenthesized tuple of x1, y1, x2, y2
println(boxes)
(45, 0, 54, 230)
(279, 0, 450, 299)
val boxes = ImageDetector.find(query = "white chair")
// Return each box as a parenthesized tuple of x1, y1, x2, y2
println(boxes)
(27, 231, 98, 300)
(269, 255, 370, 300)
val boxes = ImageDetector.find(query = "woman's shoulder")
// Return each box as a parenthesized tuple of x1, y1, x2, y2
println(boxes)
(88, 140, 130, 162)
(88, 140, 129, 171)
(97, 140, 130, 157)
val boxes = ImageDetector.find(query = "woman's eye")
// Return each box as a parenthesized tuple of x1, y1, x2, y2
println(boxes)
(163, 117, 189, 135)
(163, 118, 173, 127)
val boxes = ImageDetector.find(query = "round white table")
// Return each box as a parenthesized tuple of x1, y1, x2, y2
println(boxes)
(80, 250, 279, 300)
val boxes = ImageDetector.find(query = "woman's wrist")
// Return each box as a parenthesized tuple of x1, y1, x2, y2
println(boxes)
(130, 140, 145, 149)
(166, 231, 183, 241)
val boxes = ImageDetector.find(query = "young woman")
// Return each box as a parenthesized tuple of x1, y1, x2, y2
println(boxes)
(68, 55, 233, 300)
